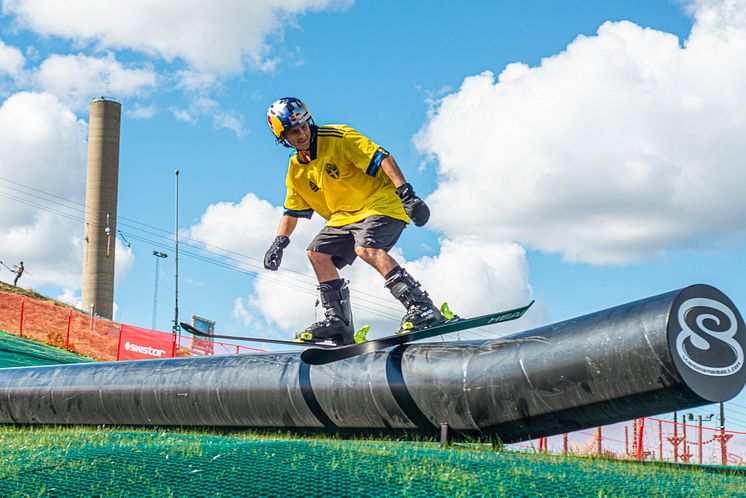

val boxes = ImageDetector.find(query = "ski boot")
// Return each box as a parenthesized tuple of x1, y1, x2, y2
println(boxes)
(295, 279, 355, 345)
(385, 267, 446, 334)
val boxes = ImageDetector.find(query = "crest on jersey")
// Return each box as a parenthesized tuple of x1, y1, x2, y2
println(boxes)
(325, 163, 340, 179)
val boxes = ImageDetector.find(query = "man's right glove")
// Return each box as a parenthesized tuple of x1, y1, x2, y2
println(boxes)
(395, 183, 430, 227)
(264, 235, 290, 271)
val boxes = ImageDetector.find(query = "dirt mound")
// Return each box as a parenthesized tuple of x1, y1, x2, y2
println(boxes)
(0, 281, 80, 312)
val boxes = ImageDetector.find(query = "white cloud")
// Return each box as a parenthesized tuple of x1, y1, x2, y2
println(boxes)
(232, 297, 253, 326)
(126, 104, 156, 119)
(401, 238, 533, 319)
(248, 269, 323, 332)
(171, 108, 194, 123)
(415, 0, 746, 265)
(213, 110, 245, 137)
(169, 96, 245, 136)
(186, 192, 326, 333)
(176, 69, 218, 92)
(4, 0, 353, 75)
(56, 288, 82, 308)
(0, 38, 25, 78)
(34, 52, 156, 109)
(0, 212, 83, 289)
(0, 92, 86, 227)
(188, 191, 327, 272)
(0, 91, 135, 292)
(339, 238, 538, 339)
(114, 239, 134, 285)
(0, 92, 87, 292)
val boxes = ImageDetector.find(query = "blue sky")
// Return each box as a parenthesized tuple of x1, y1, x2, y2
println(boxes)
(1, 1, 746, 429)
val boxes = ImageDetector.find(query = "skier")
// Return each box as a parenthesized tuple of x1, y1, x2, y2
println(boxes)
(12, 261, 24, 287)
(264, 97, 445, 345)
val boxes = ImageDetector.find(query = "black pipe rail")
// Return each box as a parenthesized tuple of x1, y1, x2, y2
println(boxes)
(0, 284, 743, 443)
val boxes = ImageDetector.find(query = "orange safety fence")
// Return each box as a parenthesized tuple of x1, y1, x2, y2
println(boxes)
(0, 291, 265, 361)
(174, 333, 265, 356)
(0, 291, 120, 360)
(515, 417, 746, 467)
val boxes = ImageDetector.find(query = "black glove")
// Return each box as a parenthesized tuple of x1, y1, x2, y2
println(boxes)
(264, 235, 290, 271)
(396, 183, 430, 227)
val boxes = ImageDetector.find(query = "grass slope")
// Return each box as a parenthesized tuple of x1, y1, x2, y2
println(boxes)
(0, 330, 93, 368)
(0, 427, 742, 497)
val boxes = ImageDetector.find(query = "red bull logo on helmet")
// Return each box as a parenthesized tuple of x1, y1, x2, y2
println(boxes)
(288, 111, 305, 125)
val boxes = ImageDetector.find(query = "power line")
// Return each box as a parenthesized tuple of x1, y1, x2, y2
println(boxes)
(0, 178, 407, 316)
(0, 177, 404, 311)
(0, 177, 521, 339)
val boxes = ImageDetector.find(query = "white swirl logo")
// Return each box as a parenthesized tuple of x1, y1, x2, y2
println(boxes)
(675, 298, 743, 377)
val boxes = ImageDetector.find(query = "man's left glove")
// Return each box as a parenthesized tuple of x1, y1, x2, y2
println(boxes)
(396, 183, 430, 227)
(264, 235, 290, 271)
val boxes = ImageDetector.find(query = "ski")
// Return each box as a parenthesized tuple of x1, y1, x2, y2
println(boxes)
(300, 300, 534, 365)
(179, 322, 335, 348)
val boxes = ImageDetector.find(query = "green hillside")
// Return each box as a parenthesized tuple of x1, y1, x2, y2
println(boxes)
(0, 427, 741, 497)
(0, 330, 93, 368)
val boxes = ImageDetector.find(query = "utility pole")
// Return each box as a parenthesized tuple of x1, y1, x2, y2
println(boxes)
(720, 402, 725, 432)
(698, 415, 703, 465)
(670, 410, 683, 463)
(173, 170, 180, 336)
(658, 419, 663, 462)
(680, 414, 692, 463)
(713, 402, 732, 466)
(151, 251, 168, 330)
(563, 432, 568, 456)
(686, 412, 713, 465)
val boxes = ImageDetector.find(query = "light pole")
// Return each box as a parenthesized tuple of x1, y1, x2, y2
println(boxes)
(174, 170, 180, 336)
(152, 251, 168, 330)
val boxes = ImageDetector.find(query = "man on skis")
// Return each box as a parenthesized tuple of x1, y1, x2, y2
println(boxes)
(12, 261, 23, 287)
(263, 97, 445, 345)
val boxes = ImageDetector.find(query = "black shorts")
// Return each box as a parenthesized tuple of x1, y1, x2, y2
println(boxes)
(307, 215, 406, 269)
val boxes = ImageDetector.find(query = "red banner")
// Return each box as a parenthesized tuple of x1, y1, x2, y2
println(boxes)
(117, 324, 175, 360)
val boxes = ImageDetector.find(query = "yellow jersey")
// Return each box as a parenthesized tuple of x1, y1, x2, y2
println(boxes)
(283, 124, 410, 227)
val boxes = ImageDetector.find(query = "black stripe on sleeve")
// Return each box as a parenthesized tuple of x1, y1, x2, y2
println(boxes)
(365, 149, 389, 176)
(283, 207, 314, 219)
